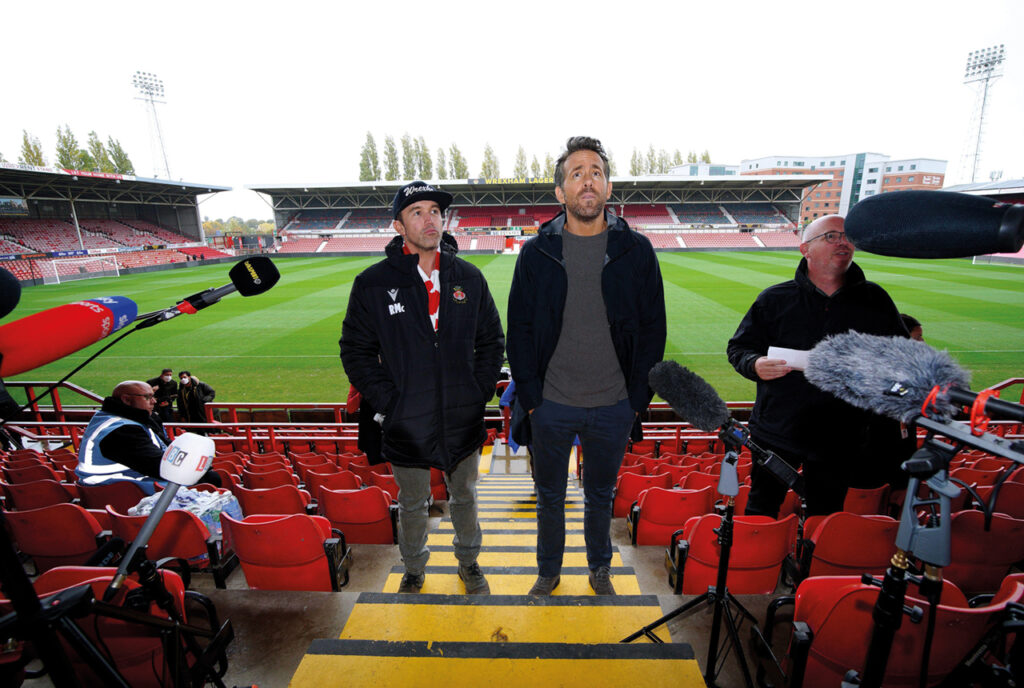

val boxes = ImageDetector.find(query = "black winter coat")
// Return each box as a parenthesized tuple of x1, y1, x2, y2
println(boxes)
(339, 233, 505, 471)
(727, 258, 908, 459)
(506, 210, 667, 445)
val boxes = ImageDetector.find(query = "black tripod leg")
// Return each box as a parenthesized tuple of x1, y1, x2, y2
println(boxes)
(620, 593, 712, 643)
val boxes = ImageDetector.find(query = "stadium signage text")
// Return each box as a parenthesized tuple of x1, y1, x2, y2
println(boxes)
(468, 176, 554, 185)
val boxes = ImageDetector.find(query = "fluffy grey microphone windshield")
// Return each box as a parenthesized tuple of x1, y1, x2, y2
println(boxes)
(804, 332, 971, 423)
(648, 360, 730, 431)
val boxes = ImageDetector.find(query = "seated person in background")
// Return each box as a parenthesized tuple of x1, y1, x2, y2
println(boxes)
(900, 313, 924, 341)
(77, 380, 220, 494)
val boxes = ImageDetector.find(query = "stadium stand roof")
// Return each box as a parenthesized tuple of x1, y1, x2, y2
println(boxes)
(943, 178, 1024, 203)
(0, 163, 230, 207)
(249, 174, 828, 222)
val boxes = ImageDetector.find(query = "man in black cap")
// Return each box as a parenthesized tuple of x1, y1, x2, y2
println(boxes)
(340, 181, 505, 595)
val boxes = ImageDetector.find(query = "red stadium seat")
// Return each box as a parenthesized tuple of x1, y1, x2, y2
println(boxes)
(3, 463, 62, 484)
(233, 484, 312, 517)
(842, 484, 891, 515)
(317, 486, 397, 544)
(943, 510, 1024, 595)
(4, 503, 116, 573)
(306, 470, 362, 504)
(666, 513, 797, 595)
(106, 506, 238, 588)
(758, 574, 1024, 688)
(77, 481, 151, 514)
(626, 486, 715, 546)
(793, 512, 898, 583)
(241, 468, 299, 490)
(1, 478, 77, 510)
(612, 471, 673, 518)
(221, 513, 351, 591)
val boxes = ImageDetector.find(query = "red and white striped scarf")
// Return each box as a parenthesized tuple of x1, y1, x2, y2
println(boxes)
(404, 245, 440, 331)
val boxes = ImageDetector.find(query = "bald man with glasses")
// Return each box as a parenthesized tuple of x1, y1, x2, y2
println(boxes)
(77, 380, 221, 493)
(727, 215, 909, 518)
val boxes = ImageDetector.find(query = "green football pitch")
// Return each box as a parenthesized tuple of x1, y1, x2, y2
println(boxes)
(6, 252, 1023, 404)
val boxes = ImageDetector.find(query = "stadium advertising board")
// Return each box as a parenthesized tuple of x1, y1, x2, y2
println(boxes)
(468, 176, 554, 185)
(0, 197, 28, 216)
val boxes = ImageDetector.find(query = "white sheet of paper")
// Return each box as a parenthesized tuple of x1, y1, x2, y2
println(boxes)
(766, 346, 810, 371)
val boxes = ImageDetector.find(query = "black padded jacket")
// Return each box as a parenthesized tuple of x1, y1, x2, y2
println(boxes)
(339, 233, 505, 471)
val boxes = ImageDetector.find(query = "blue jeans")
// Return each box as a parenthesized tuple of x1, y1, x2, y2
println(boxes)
(392, 452, 482, 575)
(530, 398, 634, 577)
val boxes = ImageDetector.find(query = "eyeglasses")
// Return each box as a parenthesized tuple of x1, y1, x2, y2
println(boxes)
(126, 393, 156, 399)
(804, 231, 849, 245)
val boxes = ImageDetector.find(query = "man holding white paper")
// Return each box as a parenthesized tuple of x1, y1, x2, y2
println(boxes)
(726, 215, 908, 517)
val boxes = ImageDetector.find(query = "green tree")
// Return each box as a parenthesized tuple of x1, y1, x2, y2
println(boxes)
(0, 151, 6, 163)
(687, 150, 698, 163)
(401, 133, 416, 180)
(416, 136, 431, 179)
(383, 136, 399, 181)
(700, 149, 711, 163)
(436, 148, 448, 180)
(19, 130, 46, 167)
(672, 149, 684, 166)
(656, 149, 671, 174)
(107, 137, 134, 174)
(646, 145, 656, 175)
(87, 131, 114, 172)
(543, 153, 555, 178)
(530, 155, 541, 177)
(513, 146, 528, 177)
(55, 125, 80, 169)
(257, 222, 275, 233)
(480, 143, 500, 178)
(359, 131, 380, 181)
(608, 152, 618, 177)
(630, 149, 644, 175)
(448, 143, 469, 179)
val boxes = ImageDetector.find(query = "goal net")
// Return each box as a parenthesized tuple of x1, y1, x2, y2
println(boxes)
(40, 256, 120, 285)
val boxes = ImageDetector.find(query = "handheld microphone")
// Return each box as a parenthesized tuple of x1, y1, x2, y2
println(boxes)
(649, 360, 805, 495)
(0, 268, 21, 320)
(845, 190, 1024, 259)
(105, 432, 214, 598)
(0, 296, 137, 377)
(804, 332, 1024, 424)
(136, 256, 280, 329)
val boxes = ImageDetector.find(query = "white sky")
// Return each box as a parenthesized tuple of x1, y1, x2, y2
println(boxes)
(3, 0, 1022, 221)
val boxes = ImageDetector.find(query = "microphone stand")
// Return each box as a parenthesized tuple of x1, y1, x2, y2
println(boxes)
(843, 436, 961, 688)
(622, 442, 759, 688)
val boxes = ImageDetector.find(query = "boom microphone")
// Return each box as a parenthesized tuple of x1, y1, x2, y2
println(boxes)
(805, 332, 969, 423)
(649, 360, 804, 495)
(845, 190, 1024, 259)
(805, 332, 1024, 424)
(649, 360, 729, 432)
(136, 256, 280, 328)
(0, 267, 20, 320)
(0, 296, 137, 377)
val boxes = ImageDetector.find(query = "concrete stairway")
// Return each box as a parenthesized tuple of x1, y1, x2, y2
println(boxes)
(289, 473, 703, 686)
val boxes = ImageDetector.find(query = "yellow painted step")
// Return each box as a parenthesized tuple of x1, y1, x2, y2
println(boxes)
(382, 571, 643, 595)
(426, 550, 623, 568)
(428, 532, 587, 546)
(338, 594, 670, 643)
(291, 640, 703, 687)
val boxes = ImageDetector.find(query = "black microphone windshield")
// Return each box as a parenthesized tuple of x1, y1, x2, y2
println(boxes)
(845, 190, 1024, 259)
(0, 267, 21, 320)
(649, 360, 729, 431)
(804, 332, 970, 422)
(229, 256, 280, 296)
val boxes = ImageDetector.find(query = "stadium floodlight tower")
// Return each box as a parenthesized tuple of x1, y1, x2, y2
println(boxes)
(132, 70, 172, 179)
(962, 44, 1006, 184)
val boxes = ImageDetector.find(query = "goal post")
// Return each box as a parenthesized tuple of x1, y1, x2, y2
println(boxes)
(40, 256, 120, 285)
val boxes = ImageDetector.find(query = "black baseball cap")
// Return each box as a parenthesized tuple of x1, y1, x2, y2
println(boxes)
(392, 181, 453, 220)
